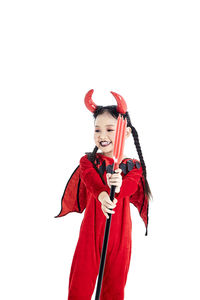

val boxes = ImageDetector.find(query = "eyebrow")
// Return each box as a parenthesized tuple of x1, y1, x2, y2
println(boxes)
(95, 124, 115, 127)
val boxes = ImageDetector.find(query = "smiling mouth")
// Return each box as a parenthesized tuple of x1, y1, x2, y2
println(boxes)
(100, 141, 111, 147)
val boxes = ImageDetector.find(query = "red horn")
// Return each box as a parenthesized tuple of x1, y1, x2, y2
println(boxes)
(84, 89, 97, 113)
(110, 91, 127, 114)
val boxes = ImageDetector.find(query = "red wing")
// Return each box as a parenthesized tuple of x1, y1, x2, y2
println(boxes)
(55, 165, 87, 218)
(129, 175, 148, 232)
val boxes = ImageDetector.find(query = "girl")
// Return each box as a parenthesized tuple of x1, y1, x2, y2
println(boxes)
(55, 89, 152, 300)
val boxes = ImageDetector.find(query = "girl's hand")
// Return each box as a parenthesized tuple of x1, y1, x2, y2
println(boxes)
(98, 191, 118, 219)
(106, 168, 122, 193)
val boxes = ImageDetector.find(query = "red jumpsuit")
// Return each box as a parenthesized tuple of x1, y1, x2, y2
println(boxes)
(55, 153, 148, 300)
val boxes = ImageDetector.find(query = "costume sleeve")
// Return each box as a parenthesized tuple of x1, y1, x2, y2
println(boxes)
(115, 161, 143, 199)
(79, 155, 110, 199)
(115, 159, 149, 235)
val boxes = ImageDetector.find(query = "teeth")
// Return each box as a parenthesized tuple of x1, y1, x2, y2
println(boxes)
(100, 141, 110, 146)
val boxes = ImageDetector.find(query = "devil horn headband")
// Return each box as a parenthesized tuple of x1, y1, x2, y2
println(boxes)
(84, 89, 127, 114)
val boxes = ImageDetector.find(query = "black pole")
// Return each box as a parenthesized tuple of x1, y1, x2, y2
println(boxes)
(95, 169, 116, 300)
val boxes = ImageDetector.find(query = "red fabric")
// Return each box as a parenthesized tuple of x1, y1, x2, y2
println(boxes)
(114, 158, 148, 229)
(79, 155, 111, 199)
(56, 153, 148, 299)
(55, 153, 148, 231)
(55, 166, 87, 217)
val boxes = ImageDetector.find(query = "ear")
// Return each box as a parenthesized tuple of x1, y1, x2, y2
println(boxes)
(125, 126, 132, 139)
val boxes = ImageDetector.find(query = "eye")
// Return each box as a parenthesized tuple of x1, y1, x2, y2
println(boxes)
(95, 129, 114, 132)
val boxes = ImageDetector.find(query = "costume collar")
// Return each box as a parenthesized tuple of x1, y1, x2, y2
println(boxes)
(94, 153, 141, 176)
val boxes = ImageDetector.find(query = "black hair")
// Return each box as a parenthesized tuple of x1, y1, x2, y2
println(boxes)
(85, 105, 153, 202)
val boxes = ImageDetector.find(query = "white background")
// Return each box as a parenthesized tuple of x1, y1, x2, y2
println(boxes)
(0, 0, 200, 299)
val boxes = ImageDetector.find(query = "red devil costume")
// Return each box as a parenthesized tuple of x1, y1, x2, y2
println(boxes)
(55, 90, 149, 300)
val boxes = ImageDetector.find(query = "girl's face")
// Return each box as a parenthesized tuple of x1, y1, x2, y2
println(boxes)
(94, 111, 131, 158)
